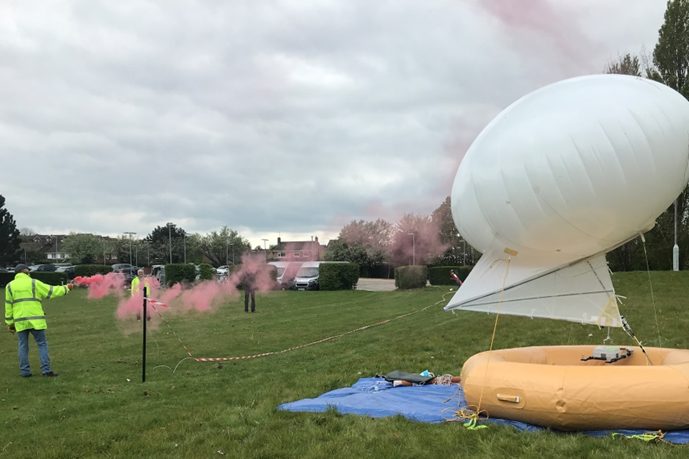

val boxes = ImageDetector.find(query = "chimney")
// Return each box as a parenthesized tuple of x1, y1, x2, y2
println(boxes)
(315, 236, 319, 243)
(277, 237, 281, 245)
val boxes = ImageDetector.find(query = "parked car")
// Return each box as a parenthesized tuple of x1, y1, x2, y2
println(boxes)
(112, 263, 134, 271)
(113, 266, 139, 284)
(34, 264, 57, 272)
(216, 265, 230, 279)
(55, 265, 76, 279)
(292, 262, 322, 291)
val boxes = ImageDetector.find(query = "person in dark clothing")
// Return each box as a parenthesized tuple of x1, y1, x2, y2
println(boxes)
(243, 271, 256, 313)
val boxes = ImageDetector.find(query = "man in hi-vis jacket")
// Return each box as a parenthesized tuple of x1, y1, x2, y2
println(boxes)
(5, 264, 73, 377)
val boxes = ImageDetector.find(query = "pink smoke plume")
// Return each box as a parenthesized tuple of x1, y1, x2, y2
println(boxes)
(479, 0, 591, 72)
(115, 276, 163, 320)
(227, 253, 278, 293)
(112, 253, 275, 326)
(278, 241, 322, 262)
(74, 273, 126, 299)
(388, 214, 449, 266)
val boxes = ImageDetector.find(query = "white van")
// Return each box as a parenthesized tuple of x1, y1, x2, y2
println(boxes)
(268, 261, 302, 289)
(293, 261, 321, 290)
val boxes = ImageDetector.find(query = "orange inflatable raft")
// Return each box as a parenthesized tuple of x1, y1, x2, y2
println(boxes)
(460, 345, 689, 430)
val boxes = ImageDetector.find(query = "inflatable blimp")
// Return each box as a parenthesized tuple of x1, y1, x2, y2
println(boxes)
(446, 75, 689, 430)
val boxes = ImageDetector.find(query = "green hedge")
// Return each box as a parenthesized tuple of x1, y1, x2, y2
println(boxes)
(32, 272, 68, 285)
(394, 265, 428, 289)
(0, 272, 69, 287)
(320, 262, 359, 290)
(198, 263, 214, 280)
(74, 265, 113, 277)
(166, 263, 197, 285)
(428, 265, 473, 285)
(0, 273, 14, 287)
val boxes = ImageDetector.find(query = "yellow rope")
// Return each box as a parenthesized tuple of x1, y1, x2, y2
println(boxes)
(454, 407, 488, 430)
(461, 255, 512, 430)
(611, 430, 668, 444)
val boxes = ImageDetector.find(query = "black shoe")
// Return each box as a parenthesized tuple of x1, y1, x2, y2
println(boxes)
(43, 372, 59, 377)
(20, 374, 32, 378)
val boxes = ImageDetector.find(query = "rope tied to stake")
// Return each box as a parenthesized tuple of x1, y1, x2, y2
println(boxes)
(611, 430, 667, 443)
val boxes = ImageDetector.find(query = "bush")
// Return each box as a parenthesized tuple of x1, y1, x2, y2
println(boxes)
(428, 265, 473, 285)
(31, 272, 68, 285)
(166, 263, 196, 286)
(0, 272, 13, 287)
(74, 265, 113, 277)
(320, 262, 359, 290)
(198, 263, 214, 281)
(395, 265, 428, 289)
(0, 272, 68, 288)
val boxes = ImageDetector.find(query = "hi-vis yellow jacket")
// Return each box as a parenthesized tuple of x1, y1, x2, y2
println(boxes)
(4, 272, 70, 332)
(130, 276, 152, 296)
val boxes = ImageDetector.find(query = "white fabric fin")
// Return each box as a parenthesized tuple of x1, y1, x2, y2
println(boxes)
(444, 250, 621, 327)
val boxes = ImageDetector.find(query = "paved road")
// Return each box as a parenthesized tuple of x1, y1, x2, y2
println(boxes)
(356, 277, 396, 292)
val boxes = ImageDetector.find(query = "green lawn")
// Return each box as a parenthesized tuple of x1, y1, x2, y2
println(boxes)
(2, 271, 689, 458)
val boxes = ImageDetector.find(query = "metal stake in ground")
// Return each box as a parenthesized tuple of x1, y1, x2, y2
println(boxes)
(142, 286, 148, 383)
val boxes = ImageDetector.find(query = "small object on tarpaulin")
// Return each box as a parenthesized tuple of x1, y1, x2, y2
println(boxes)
(383, 370, 435, 385)
(581, 346, 633, 363)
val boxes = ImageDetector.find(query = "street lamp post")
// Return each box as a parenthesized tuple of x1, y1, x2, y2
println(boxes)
(408, 233, 415, 265)
(124, 232, 136, 266)
(168, 224, 173, 264)
(262, 238, 269, 261)
(183, 232, 187, 264)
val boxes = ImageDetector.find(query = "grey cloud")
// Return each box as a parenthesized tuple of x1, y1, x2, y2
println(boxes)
(0, 0, 667, 246)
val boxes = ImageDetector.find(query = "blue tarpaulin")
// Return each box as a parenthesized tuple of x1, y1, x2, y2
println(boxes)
(278, 377, 689, 444)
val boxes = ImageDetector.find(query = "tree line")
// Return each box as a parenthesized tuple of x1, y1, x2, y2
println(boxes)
(604, 0, 689, 271)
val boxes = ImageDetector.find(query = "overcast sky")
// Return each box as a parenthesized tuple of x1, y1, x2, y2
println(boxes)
(0, 0, 667, 248)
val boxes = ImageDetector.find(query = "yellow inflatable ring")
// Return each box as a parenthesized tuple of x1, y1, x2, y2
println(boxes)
(460, 345, 689, 430)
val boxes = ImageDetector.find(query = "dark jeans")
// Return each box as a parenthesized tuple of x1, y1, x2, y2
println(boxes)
(244, 289, 256, 312)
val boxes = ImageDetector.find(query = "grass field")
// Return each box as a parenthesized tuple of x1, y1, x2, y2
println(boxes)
(2, 271, 689, 458)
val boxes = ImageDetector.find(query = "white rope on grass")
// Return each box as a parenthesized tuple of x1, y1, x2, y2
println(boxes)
(193, 290, 453, 362)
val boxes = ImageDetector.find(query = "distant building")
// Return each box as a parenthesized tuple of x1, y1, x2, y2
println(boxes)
(46, 251, 70, 261)
(270, 236, 326, 261)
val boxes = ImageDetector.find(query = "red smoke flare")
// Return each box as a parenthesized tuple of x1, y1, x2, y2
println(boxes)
(74, 273, 126, 299)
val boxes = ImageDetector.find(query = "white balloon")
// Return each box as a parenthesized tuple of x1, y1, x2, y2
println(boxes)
(452, 75, 689, 258)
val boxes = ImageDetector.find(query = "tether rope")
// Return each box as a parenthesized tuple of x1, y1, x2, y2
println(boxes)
(460, 254, 512, 429)
(639, 233, 662, 347)
(150, 290, 453, 363)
